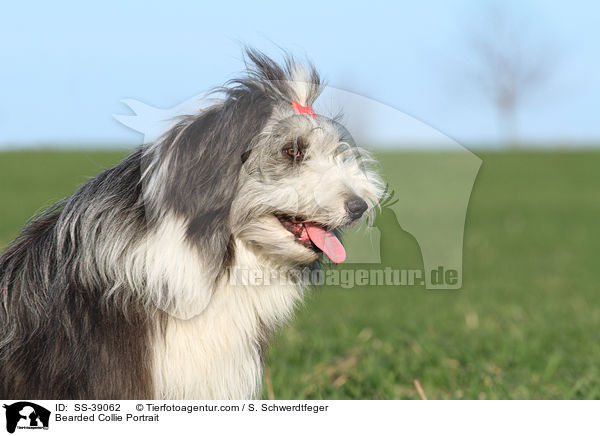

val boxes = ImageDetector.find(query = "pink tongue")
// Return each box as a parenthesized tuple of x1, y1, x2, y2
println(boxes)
(304, 224, 346, 263)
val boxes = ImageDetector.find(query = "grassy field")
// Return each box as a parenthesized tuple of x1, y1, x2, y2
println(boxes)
(1, 149, 599, 399)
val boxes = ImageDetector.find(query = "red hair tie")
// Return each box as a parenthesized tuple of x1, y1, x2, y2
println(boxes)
(291, 100, 316, 119)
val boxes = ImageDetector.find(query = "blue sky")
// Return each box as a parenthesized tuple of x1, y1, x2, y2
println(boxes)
(1, 0, 599, 148)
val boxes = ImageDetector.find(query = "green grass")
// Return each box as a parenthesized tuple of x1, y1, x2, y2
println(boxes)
(0, 150, 129, 246)
(1, 149, 599, 399)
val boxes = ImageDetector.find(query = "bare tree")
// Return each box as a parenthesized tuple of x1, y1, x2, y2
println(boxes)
(464, 5, 557, 146)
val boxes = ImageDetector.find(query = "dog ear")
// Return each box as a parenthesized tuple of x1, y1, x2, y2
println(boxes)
(137, 97, 271, 319)
(148, 90, 273, 317)
(165, 96, 272, 247)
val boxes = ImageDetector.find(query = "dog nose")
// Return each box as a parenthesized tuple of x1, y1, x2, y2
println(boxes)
(345, 196, 368, 220)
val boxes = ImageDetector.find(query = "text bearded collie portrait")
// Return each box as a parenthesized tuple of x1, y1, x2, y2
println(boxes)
(0, 50, 384, 399)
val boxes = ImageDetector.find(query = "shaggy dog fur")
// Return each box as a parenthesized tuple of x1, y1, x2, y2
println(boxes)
(0, 49, 384, 399)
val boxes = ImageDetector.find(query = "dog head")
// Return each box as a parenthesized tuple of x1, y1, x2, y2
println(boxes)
(232, 72, 383, 266)
(142, 49, 384, 274)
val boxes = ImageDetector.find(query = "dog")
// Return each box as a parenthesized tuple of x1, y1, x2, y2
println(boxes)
(0, 49, 384, 399)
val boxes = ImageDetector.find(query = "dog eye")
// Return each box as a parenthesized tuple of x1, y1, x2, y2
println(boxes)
(282, 145, 304, 161)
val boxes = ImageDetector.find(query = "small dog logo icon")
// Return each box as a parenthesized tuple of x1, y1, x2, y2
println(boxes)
(3, 402, 50, 433)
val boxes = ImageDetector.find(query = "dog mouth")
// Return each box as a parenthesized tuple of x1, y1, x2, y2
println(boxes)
(275, 214, 346, 263)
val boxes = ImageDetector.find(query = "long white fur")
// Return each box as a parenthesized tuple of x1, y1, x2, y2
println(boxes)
(151, 237, 303, 399)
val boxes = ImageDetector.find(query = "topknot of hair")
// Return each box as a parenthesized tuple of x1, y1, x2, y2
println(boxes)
(224, 48, 323, 108)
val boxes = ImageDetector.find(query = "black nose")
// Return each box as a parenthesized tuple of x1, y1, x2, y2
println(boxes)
(345, 196, 368, 220)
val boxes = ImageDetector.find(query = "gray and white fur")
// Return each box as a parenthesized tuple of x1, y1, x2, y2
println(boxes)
(0, 49, 384, 399)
